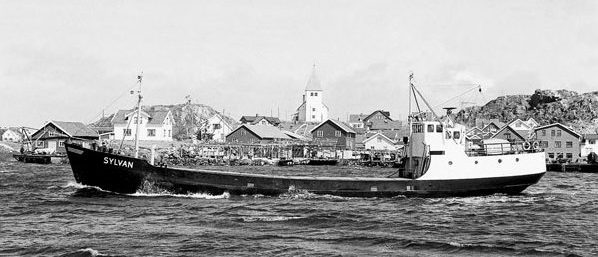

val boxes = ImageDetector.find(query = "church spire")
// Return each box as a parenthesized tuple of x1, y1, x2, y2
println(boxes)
(305, 64, 323, 91)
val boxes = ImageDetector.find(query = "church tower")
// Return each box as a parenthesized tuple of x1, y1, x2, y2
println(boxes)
(295, 65, 329, 123)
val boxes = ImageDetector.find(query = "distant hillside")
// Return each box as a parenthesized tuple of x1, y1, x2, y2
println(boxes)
(454, 89, 598, 134)
(92, 103, 238, 140)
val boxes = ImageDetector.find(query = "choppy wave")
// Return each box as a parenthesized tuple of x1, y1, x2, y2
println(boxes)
(129, 191, 230, 199)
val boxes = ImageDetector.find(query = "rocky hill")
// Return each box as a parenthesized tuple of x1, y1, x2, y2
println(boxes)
(92, 103, 238, 140)
(454, 89, 598, 134)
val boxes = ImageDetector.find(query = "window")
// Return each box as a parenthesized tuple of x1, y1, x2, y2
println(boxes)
(314, 92, 318, 96)
(49, 132, 55, 137)
(412, 124, 423, 133)
(36, 141, 44, 147)
(317, 131, 323, 137)
(453, 131, 460, 140)
(505, 133, 511, 140)
(377, 137, 382, 142)
(541, 141, 549, 148)
(147, 129, 155, 137)
(58, 141, 64, 147)
(213, 124, 221, 130)
(445, 131, 452, 139)
(542, 130, 546, 136)
(312, 108, 316, 112)
(310, 92, 314, 96)
(590, 140, 596, 144)
(168, 130, 171, 137)
(557, 130, 562, 137)
(427, 125, 434, 133)
(551, 130, 555, 137)
(335, 130, 341, 137)
(548, 153, 554, 159)
(164, 129, 167, 137)
(436, 125, 443, 133)
(124, 129, 131, 136)
(312, 115, 315, 119)
(557, 153, 563, 159)
(555, 141, 561, 148)
(566, 141, 573, 148)
(566, 153, 573, 159)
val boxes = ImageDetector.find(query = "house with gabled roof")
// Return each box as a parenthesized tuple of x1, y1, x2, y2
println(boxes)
(310, 119, 356, 149)
(226, 124, 291, 144)
(112, 109, 174, 141)
(363, 132, 398, 151)
(534, 123, 581, 162)
(201, 113, 235, 143)
(0, 128, 22, 142)
(240, 115, 281, 127)
(490, 125, 528, 142)
(30, 121, 99, 153)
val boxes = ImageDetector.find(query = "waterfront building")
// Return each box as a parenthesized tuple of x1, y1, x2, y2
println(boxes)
(363, 132, 398, 151)
(0, 128, 22, 142)
(310, 119, 356, 150)
(202, 114, 234, 143)
(30, 121, 99, 153)
(294, 65, 329, 123)
(533, 123, 581, 162)
(226, 124, 291, 144)
(239, 115, 281, 127)
(112, 109, 174, 141)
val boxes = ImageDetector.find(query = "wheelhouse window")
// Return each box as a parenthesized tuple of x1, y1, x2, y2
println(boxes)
(427, 125, 434, 133)
(453, 131, 461, 140)
(412, 124, 423, 133)
(436, 125, 443, 133)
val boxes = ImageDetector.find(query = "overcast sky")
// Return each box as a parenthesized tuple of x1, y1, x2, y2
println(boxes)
(1, 0, 597, 127)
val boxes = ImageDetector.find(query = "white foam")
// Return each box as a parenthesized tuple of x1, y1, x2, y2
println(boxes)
(129, 191, 230, 199)
(77, 248, 101, 256)
(241, 216, 304, 222)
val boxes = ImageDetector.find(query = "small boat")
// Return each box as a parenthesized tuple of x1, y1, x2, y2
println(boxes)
(64, 73, 546, 197)
(13, 153, 66, 164)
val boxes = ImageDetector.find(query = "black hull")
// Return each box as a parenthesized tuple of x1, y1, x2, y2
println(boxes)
(65, 143, 545, 197)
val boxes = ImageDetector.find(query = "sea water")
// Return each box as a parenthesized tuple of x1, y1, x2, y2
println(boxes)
(0, 161, 596, 256)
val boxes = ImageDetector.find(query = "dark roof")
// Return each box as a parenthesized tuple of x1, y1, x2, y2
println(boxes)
(111, 109, 171, 125)
(364, 110, 392, 122)
(234, 125, 290, 140)
(534, 123, 581, 138)
(31, 121, 99, 139)
(348, 114, 368, 123)
(491, 125, 527, 141)
(240, 115, 281, 125)
(310, 119, 356, 134)
(368, 120, 403, 130)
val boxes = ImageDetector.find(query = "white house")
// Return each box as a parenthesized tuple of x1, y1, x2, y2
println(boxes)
(202, 114, 234, 143)
(581, 134, 598, 159)
(364, 132, 398, 151)
(294, 65, 329, 123)
(112, 109, 174, 141)
(0, 128, 21, 142)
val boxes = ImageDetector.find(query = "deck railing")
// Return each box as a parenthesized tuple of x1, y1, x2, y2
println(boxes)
(465, 141, 542, 156)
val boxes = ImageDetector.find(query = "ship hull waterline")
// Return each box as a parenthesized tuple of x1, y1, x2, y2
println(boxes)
(65, 143, 545, 197)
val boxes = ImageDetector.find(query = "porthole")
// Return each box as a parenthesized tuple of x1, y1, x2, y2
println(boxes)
(448, 161, 453, 165)
(498, 159, 502, 163)
(474, 160, 478, 164)
(516, 158, 519, 162)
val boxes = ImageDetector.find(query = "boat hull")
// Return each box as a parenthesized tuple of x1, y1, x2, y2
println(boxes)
(65, 143, 545, 197)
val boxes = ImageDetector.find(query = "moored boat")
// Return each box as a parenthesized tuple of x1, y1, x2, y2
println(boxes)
(64, 73, 546, 197)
